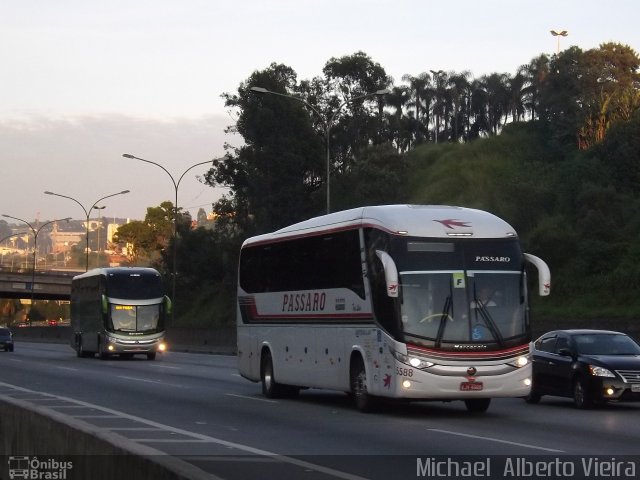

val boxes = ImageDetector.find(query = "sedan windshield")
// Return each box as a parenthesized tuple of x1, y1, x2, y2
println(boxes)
(574, 334, 640, 355)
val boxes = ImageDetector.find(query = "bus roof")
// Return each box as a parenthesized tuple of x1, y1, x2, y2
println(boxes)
(72, 267, 161, 282)
(243, 205, 517, 247)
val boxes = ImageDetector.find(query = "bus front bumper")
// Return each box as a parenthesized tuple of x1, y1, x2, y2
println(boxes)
(375, 360, 532, 400)
(104, 335, 167, 354)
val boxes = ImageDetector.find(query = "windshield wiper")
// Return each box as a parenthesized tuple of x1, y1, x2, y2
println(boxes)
(435, 293, 453, 348)
(472, 285, 504, 347)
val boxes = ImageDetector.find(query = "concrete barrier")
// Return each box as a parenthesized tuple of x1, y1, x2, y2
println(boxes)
(11, 326, 237, 355)
(0, 395, 218, 480)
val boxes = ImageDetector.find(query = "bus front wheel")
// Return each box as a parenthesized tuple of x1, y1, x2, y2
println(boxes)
(350, 357, 377, 412)
(464, 398, 491, 413)
(76, 335, 92, 358)
(98, 338, 109, 360)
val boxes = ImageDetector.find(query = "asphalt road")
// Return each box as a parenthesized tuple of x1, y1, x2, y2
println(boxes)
(1, 342, 639, 480)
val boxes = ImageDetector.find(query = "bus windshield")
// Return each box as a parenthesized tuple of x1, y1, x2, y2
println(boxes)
(110, 304, 161, 333)
(106, 272, 164, 299)
(400, 270, 525, 345)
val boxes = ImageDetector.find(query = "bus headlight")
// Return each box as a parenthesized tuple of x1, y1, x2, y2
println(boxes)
(391, 350, 434, 370)
(158, 342, 167, 352)
(508, 356, 529, 368)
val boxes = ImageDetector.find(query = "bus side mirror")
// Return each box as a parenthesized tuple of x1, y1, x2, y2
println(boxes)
(164, 295, 173, 314)
(524, 253, 551, 296)
(376, 250, 399, 298)
(101, 294, 108, 314)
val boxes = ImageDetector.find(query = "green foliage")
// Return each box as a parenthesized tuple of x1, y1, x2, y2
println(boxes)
(404, 116, 640, 318)
(168, 44, 640, 326)
(332, 143, 409, 210)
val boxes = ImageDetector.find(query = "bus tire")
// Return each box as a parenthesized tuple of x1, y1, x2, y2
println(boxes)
(464, 398, 491, 413)
(261, 350, 285, 398)
(76, 335, 92, 358)
(350, 356, 377, 412)
(98, 338, 109, 360)
(147, 352, 157, 361)
(524, 391, 541, 404)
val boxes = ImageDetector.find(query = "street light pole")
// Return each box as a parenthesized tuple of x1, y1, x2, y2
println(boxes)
(250, 86, 390, 214)
(1, 215, 71, 318)
(44, 190, 130, 271)
(122, 154, 214, 325)
(550, 30, 568, 54)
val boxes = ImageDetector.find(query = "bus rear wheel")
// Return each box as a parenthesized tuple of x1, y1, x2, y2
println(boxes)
(464, 398, 491, 413)
(261, 350, 285, 398)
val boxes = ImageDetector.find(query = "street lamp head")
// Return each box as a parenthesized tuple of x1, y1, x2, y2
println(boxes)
(122, 153, 135, 159)
(550, 30, 568, 37)
(250, 86, 269, 94)
(120, 190, 130, 194)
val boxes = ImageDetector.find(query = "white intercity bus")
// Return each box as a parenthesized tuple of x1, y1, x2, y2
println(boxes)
(70, 267, 170, 360)
(236, 205, 551, 412)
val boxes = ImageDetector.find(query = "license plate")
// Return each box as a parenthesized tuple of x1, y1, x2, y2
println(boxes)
(631, 384, 640, 393)
(460, 381, 483, 391)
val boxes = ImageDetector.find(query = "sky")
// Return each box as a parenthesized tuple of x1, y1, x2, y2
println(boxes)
(1, 0, 638, 225)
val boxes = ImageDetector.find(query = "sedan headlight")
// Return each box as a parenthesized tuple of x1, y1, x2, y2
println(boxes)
(589, 365, 615, 377)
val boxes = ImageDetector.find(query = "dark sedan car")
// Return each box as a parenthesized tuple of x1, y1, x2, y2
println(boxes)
(526, 329, 640, 408)
(0, 327, 14, 352)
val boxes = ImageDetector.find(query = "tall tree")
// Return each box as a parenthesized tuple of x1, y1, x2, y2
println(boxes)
(401, 73, 431, 143)
(321, 52, 391, 174)
(539, 43, 640, 149)
(447, 71, 472, 141)
(208, 63, 324, 235)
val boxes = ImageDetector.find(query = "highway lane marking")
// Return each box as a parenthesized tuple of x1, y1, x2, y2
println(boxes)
(108, 427, 163, 431)
(7, 358, 23, 362)
(131, 439, 210, 443)
(117, 375, 188, 389)
(0, 380, 369, 480)
(181, 456, 278, 463)
(148, 364, 181, 370)
(56, 366, 79, 371)
(225, 393, 278, 404)
(427, 428, 565, 453)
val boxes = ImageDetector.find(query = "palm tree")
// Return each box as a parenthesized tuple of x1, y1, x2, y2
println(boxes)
(522, 55, 550, 120)
(384, 85, 411, 150)
(430, 70, 448, 143)
(482, 73, 511, 135)
(447, 71, 472, 142)
(402, 73, 431, 143)
(508, 67, 529, 123)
